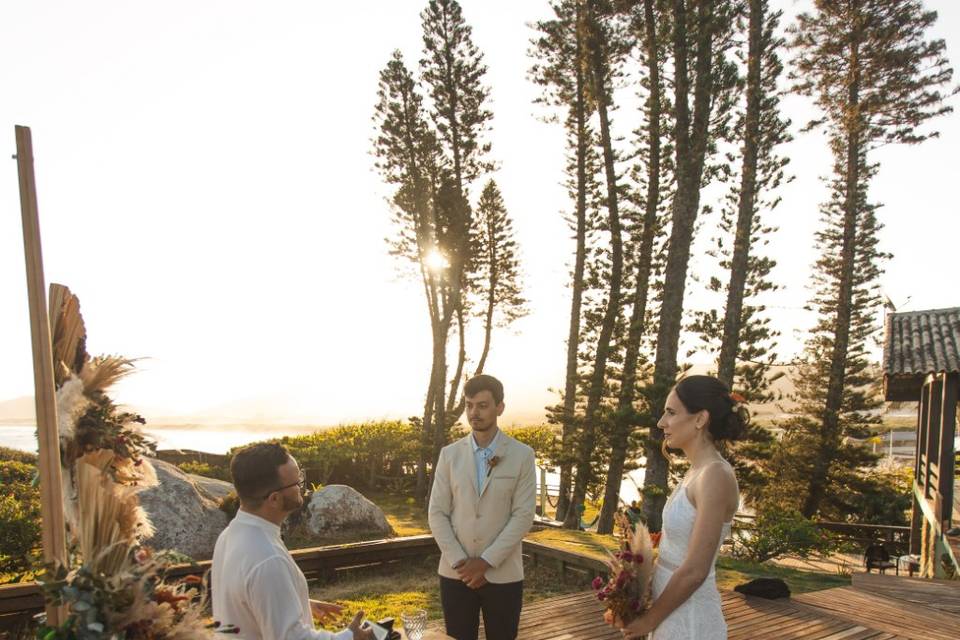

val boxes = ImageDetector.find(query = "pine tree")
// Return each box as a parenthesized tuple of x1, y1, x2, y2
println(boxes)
(641, 0, 738, 531)
(372, 51, 447, 497)
(596, 0, 673, 535)
(563, 0, 631, 530)
(419, 0, 496, 462)
(786, 0, 955, 518)
(714, 0, 790, 392)
(686, 0, 790, 501)
(766, 148, 888, 518)
(470, 180, 527, 375)
(530, 0, 598, 521)
(374, 1, 521, 500)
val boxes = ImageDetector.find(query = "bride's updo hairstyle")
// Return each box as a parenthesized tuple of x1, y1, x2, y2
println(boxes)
(674, 375, 749, 442)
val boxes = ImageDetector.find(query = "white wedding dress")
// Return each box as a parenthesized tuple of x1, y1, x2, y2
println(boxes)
(650, 470, 732, 639)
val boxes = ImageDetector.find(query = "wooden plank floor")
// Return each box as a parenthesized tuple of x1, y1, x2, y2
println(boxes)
(469, 588, 943, 639)
(851, 571, 960, 616)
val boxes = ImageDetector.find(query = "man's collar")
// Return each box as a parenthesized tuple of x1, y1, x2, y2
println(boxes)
(470, 427, 501, 452)
(235, 509, 283, 537)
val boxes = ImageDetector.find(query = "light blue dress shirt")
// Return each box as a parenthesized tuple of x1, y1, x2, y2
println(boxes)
(471, 428, 501, 494)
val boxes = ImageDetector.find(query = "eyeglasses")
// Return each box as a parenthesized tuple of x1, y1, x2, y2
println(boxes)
(259, 469, 305, 499)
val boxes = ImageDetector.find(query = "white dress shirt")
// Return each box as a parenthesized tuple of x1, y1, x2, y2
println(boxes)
(211, 510, 352, 640)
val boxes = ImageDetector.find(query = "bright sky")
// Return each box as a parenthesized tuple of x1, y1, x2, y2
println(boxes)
(1, 1, 958, 425)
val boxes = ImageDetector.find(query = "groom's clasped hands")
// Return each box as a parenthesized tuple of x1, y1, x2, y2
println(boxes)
(453, 557, 492, 589)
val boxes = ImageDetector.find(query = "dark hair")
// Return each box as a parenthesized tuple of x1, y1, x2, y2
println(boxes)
(673, 375, 748, 442)
(464, 374, 504, 405)
(230, 442, 291, 504)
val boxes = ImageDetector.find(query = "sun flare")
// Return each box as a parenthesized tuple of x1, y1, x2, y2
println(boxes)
(424, 249, 450, 273)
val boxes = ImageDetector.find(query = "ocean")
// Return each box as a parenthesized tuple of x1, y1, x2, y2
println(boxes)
(0, 424, 648, 504)
(0, 424, 309, 455)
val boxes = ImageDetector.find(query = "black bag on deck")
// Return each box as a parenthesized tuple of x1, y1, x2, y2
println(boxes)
(733, 577, 791, 599)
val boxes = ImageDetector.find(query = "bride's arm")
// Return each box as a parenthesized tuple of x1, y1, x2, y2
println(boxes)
(621, 465, 736, 637)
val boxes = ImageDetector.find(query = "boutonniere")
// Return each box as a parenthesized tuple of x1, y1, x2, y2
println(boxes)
(486, 455, 502, 478)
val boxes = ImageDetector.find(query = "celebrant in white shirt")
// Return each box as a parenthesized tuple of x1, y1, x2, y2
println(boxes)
(212, 443, 374, 640)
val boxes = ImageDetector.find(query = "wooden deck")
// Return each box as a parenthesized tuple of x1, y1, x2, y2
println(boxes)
(484, 573, 960, 640)
(850, 571, 960, 616)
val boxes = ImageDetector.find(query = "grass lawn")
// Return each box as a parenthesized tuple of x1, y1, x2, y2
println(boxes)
(715, 556, 850, 595)
(526, 527, 619, 561)
(312, 554, 592, 630)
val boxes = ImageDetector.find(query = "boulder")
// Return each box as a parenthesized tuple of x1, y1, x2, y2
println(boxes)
(139, 459, 233, 560)
(304, 485, 395, 538)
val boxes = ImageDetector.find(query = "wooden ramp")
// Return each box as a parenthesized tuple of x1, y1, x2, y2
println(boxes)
(482, 586, 960, 639)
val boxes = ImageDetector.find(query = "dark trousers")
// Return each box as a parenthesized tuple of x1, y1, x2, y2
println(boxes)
(439, 576, 523, 640)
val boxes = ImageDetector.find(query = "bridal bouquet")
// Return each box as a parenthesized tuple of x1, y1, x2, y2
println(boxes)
(593, 512, 656, 631)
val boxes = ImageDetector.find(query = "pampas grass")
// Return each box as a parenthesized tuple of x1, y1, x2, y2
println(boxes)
(81, 356, 138, 397)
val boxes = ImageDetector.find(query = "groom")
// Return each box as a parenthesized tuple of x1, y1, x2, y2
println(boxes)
(428, 375, 537, 640)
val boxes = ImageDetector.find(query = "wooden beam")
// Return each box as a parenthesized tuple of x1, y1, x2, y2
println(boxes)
(917, 380, 929, 488)
(15, 125, 67, 626)
(938, 374, 957, 526)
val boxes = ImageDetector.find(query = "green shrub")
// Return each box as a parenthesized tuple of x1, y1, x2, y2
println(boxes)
(178, 460, 231, 481)
(503, 425, 559, 459)
(0, 459, 42, 581)
(733, 509, 834, 563)
(0, 446, 37, 464)
(233, 421, 420, 489)
(219, 491, 240, 522)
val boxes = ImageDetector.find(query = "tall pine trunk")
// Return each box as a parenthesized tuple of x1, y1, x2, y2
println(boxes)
(803, 37, 861, 518)
(597, 0, 663, 535)
(643, 0, 717, 531)
(557, 8, 589, 523)
(716, 0, 762, 387)
(564, 0, 624, 530)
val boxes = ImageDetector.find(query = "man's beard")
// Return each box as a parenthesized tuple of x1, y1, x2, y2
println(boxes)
(281, 491, 303, 513)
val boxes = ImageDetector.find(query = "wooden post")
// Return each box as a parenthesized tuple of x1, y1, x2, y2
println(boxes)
(15, 125, 67, 626)
(539, 466, 548, 517)
(938, 373, 957, 527)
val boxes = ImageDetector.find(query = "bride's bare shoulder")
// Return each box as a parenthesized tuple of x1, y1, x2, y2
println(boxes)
(698, 460, 737, 486)
(692, 460, 739, 506)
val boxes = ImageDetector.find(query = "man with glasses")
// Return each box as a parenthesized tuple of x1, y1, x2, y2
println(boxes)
(212, 443, 374, 640)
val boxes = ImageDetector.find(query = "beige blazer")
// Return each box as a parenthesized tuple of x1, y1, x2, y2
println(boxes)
(428, 431, 536, 584)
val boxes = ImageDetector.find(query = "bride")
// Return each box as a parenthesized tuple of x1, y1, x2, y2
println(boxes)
(620, 375, 744, 639)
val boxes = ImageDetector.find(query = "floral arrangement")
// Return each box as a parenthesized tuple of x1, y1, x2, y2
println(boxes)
(35, 285, 213, 639)
(593, 512, 656, 632)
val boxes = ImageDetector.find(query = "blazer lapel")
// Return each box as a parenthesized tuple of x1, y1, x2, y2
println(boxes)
(463, 436, 481, 499)
(479, 435, 509, 498)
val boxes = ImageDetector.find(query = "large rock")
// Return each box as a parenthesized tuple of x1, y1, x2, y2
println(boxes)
(304, 485, 395, 538)
(139, 459, 233, 560)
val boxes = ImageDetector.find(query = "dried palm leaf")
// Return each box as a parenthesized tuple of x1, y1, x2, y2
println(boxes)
(75, 450, 150, 575)
(49, 283, 88, 387)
